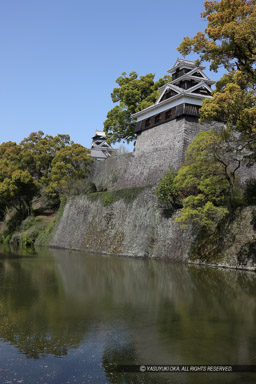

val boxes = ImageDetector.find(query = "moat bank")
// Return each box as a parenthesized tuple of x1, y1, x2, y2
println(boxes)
(36, 187, 256, 271)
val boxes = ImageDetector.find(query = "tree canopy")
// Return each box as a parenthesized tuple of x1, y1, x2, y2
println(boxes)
(156, 129, 244, 230)
(104, 71, 171, 144)
(178, 0, 256, 151)
(48, 143, 92, 196)
(198, 70, 256, 167)
(178, 0, 256, 78)
(155, 0, 256, 230)
(0, 132, 92, 220)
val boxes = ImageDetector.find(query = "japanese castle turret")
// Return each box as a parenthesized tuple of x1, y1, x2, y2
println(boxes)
(90, 130, 113, 160)
(133, 58, 215, 134)
(91, 59, 227, 190)
(130, 58, 222, 175)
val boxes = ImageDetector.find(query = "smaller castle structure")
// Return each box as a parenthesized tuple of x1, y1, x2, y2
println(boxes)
(90, 131, 113, 160)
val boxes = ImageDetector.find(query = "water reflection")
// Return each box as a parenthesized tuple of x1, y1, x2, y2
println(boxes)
(0, 245, 256, 383)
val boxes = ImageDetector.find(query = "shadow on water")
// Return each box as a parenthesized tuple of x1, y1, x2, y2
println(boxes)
(0, 245, 256, 383)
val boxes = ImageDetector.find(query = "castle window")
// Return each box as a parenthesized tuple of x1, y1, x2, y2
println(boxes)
(145, 118, 150, 128)
(160, 89, 177, 102)
(154, 114, 160, 124)
(165, 110, 171, 120)
(192, 87, 211, 95)
(193, 71, 203, 78)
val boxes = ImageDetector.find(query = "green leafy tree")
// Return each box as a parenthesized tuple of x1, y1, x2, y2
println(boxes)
(172, 0, 256, 230)
(0, 132, 92, 223)
(178, 0, 256, 162)
(0, 142, 22, 182)
(199, 71, 255, 127)
(155, 166, 181, 209)
(198, 71, 256, 165)
(244, 178, 256, 204)
(156, 129, 244, 230)
(104, 72, 171, 143)
(47, 143, 93, 196)
(20, 131, 72, 183)
(0, 142, 23, 218)
(19, 131, 93, 200)
(0, 170, 38, 217)
(178, 0, 256, 78)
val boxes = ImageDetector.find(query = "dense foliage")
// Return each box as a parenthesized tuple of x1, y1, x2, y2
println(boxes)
(178, 0, 256, 76)
(178, 0, 256, 150)
(156, 129, 245, 230)
(154, 167, 180, 209)
(244, 179, 256, 204)
(156, 0, 256, 230)
(0, 131, 92, 221)
(104, 72, 171, 144)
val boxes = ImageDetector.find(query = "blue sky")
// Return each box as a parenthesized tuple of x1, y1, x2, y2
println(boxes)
(0, 0, 224, 149)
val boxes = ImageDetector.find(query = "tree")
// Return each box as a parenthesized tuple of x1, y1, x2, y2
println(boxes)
(177, 0, 256, 158)
(20, 131, 72, 183)
(18, 131, 93, 199)
(176, 0, 256, 221)
(0, 170, 38, 217)
(178, 0, 256, 78)
(176, 129, 245, 228)
(0, 132, 93, 222)
(156, 129, 244, 230)
(104, 72, 171, 144)
(197, 71, 256, 166)
(155, 166, 181, 209)
(47, 143, 93, 196)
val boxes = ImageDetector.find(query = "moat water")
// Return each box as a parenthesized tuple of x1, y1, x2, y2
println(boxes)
(0, 245, 256, 384)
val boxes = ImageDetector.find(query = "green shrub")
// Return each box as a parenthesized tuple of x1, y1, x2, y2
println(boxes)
(244, 179, 256, 205)
(35, 196, 67, 246)
(230, 187, 245, 208)
(103, 192, 114, 207)
(6, 210, 24, 233)
(22, 235, 35, 248)
(3, 234, 11, 244)
(155, 166, 181, 209)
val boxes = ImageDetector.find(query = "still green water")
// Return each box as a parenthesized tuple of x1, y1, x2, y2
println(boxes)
(0, 245, 256, 384)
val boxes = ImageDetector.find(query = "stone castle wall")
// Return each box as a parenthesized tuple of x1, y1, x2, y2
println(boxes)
(91, 118, 223, 190)
(48, 188, 195, 261)
(45, 117, 256, 270)
(47, 188, 256, 270)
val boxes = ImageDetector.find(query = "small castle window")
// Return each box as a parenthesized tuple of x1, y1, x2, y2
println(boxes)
(198, 88, 210, 95)
(165, 110, 171, 120)
(192, 87, 211, 95)
(160, 89, 177, 102)
(193, 71, 203, 78)
(154, 114, 160, 124)
(145, 118, 150, 128)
